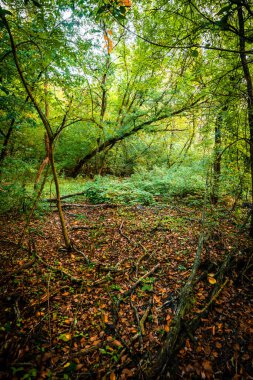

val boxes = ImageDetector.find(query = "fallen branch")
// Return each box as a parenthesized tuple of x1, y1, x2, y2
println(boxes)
(198, 277, 229, 314)
(43, 191, 86, 202)
(7, 259, 35, 277)
(123, 264, 160, 298)
(72, 245, 90, 264)
(140, 296, 153, 336)
(119, 220, 131, 243)
(144, 232, 204, 379)
(61, 203, 119, 209)
(71, 225, 98, 231)
(130, 297, 143, 350)
(34, 252, 85, 284)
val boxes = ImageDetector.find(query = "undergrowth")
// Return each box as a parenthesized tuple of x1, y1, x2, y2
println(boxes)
(0, 165, 211, 213)
(47, 165, 206, 206)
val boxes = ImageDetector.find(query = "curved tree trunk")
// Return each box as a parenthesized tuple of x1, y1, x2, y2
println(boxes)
(1, 13, 72, 250)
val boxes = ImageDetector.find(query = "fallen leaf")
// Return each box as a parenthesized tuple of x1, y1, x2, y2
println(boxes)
(208, 277, 217, 284)
(202, 360, 212, 371)
(93, 340, 101, 346)
(110, 372, 116, 380)
(59, 333, 72, 342)
(36, 311, 45, 317)
(76, 364, 84, 370)
(113, 339, 122, 347)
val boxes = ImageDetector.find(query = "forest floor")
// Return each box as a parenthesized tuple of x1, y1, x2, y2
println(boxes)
(0, 200, 252, 379)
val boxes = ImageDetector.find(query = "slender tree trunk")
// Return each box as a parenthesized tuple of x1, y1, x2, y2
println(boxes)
(211, 112, 223, 204)
(0, 119, 14, 166)
(34, 79, 51, 189)
(237, 5, 253, 236)
(49, 141, 72, 250)
(1, 15, 72, 249)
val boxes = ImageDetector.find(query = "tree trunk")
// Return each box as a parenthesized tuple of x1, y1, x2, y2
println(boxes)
(237, 4, 253, 237)
(49, 141, 72, 250)
(1, 15, 72, 250)
(0, 119, 14, 168)
(211, 112, 223, 204)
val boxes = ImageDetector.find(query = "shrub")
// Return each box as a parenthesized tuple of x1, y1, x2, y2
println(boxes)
(0, 182, 33, 214)
(83, 176, 154, 205)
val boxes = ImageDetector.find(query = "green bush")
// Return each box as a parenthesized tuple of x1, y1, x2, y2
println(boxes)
(83, 176, 154, 205)
(80, 163, 206, 205)
(131, 165, 206, 199)
(0, 182, 33, 214)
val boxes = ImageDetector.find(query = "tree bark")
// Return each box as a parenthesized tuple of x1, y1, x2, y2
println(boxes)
(211, 110, 224, 204)
(0, 119, 14, 166)
(237, 4, 253, 236)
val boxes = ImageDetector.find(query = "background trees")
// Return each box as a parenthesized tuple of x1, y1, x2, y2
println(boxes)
(0, 0, 253, 228)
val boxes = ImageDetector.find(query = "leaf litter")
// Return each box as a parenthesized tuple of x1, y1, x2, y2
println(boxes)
(0, 202, 252, 379)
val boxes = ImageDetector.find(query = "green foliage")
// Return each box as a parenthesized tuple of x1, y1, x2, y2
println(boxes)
(1, 157, 37, 183)
(49, 163, 206, 206)
(0, 182, 33, 214)
(1, 0, 252, 215)
(84, 176, 154, 205)
(131, 165, 206, 199)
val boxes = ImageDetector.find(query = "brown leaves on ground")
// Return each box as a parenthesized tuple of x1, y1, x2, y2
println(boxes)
(0, 202, 252, 379)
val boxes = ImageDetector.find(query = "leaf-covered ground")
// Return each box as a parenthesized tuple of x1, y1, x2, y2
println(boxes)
(0, 202, 252, 379)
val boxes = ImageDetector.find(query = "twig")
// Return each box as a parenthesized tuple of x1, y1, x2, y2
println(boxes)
(72, 245, 90, 264)
(119, 220, 131, 243)
(71, 225, 97, 230)
(123, 264, 160, 298)
(118, 220, 153, 275)
(47, 271, 52, 347)
(130, 297, 143, 350)
(43, 191, 86, 202)
(198, 277, 229, 314)
(140, 296, 153, 336)
(34, 251, 84, 284)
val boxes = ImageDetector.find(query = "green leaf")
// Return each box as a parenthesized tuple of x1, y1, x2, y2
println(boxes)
(191, 50, 199, 57)
(217, 5, 232, 16)
(119, 6, 126, 14)
(0, 7, 12, 16)
(0, 86, 9, 95)
(59, 333, 72, 342)
(32, 0, 42, 8)
(141, 284, 153, 291)
(96, 5, 107, 15)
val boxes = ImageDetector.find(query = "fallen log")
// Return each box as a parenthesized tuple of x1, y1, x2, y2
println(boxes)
(61, 203, 119, 209)
(143, 233, 204, 379)
(43, 191, 86, 202)
(144, 240, 237, 379)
